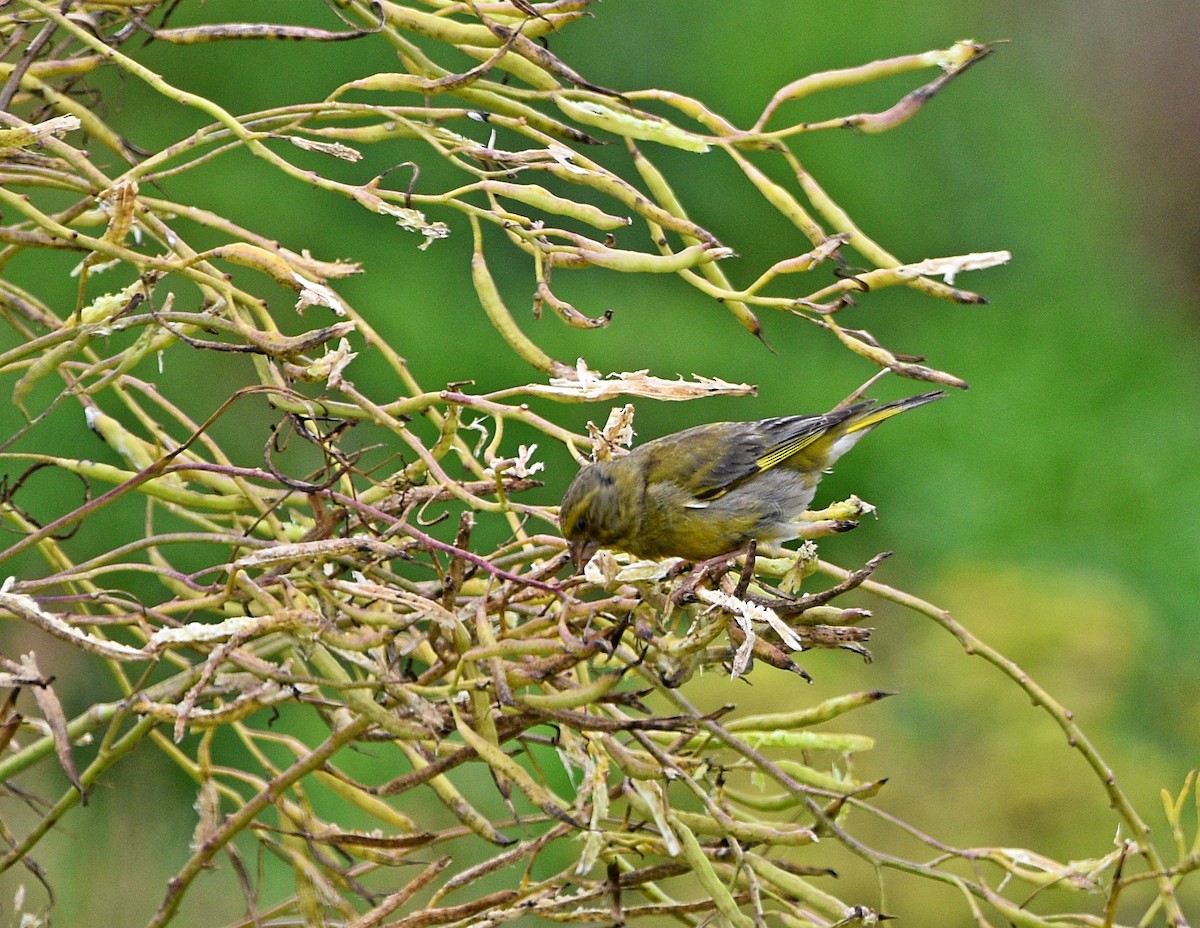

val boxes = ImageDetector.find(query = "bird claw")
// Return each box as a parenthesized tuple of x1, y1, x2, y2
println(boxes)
(671, 542, 758, 605)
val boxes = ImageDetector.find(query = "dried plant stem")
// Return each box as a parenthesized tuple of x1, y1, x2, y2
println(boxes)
(817, 559, 1189, 927)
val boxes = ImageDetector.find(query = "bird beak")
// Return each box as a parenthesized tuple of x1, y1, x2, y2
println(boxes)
(569, 539, 599, 572)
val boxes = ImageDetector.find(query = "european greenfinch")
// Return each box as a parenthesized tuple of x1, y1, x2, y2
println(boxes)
(560, 391, 944, 568)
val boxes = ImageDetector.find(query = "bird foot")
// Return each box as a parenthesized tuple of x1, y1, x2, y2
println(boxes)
(671, 541, 758, 605)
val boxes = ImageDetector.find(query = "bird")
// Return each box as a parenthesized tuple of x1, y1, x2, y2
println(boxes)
(560, 391, 944, 569)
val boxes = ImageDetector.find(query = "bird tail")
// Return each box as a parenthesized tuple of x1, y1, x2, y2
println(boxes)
(844, 390, 945, 435)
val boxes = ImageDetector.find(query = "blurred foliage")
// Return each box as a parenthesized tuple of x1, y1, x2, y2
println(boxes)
(0, 2, 1197, 927)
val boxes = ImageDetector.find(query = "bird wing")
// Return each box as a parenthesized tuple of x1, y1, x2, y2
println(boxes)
(640, 407, 863, 504)
(752, 414, 840, 471)
(734, 409, 862, 484)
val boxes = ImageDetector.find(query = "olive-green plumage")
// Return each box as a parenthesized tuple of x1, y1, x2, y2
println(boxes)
(560, 391, 944, 568)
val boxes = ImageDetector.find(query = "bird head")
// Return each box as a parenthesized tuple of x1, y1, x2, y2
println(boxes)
(559, 460, 637, 570)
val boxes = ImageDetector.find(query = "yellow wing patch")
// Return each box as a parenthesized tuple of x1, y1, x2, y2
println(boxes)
(754, 429, 825, 471)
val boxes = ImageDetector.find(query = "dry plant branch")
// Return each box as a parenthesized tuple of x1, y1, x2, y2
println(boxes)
(0, 3, 1187, 928)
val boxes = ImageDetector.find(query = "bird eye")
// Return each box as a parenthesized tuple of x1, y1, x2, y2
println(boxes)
(573, 515, 588, 534)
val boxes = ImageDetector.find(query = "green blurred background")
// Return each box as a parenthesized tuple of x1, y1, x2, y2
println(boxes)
(1, 1, 1198, 924)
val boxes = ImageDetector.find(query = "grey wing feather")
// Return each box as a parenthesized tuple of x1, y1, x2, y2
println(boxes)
(690, 411, 847, 501)
(637, 404, 866, 503)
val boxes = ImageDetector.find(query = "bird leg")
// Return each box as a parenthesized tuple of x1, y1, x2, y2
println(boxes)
(732, 540, 758, 598)
(671, 541, 757, 605)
